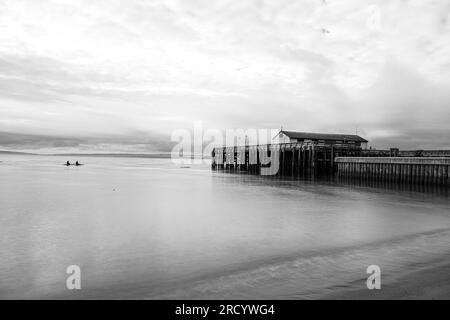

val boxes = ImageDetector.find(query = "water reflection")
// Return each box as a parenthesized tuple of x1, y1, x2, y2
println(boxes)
(212, 170, 449, 198)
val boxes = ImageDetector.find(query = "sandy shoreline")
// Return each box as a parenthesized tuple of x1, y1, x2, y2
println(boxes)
(323, 260, 450, 300)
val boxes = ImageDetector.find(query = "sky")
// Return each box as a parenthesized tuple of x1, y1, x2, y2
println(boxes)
(0, 0, 449, 153)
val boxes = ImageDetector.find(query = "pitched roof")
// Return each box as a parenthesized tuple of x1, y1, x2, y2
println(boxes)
(279, 131, 368, 143)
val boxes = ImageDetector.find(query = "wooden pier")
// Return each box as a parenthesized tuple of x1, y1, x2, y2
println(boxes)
(211, 144, 450, 186)
(335, 157, 450, 186)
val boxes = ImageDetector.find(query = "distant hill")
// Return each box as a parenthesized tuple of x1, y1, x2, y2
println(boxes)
(0, 150, 172, 158)
(48, 153, 172, 159)
(0, 150, 36, 155)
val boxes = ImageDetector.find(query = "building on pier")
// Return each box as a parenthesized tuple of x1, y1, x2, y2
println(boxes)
(273, 130, 368, 149)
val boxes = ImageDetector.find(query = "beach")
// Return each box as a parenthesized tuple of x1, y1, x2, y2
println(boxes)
(325, 260, 450, 300)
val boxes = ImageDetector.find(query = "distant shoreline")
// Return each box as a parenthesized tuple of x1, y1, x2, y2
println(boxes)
(48, 153, 172, 159)
(0, 150, 36, 155)
(0, 150, 171, 159)
(0, 150, 213, 159)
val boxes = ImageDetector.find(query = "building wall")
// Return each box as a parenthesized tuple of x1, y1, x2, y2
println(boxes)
(275, 132, 295, 144)
(273, 132, 366, 147)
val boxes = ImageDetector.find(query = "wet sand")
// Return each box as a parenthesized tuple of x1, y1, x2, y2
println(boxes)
(324, 260, 450, 300)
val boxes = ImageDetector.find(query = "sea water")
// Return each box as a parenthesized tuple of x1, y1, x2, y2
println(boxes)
(0, 154, 449, 299)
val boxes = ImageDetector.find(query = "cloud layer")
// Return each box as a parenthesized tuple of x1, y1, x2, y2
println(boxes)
(0, 0, 449, 151)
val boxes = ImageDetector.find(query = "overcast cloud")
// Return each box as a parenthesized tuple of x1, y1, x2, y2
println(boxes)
(0, 0, 449, 152)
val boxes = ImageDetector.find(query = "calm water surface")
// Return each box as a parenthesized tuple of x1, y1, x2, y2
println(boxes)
(0, 155, 449, 299)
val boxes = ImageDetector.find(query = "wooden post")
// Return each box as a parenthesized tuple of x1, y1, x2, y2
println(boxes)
(302, 147, 306, 175)
(330, 146, 334, 174)
(444, 165, 450, 187)
(291, 148, 295, 177)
